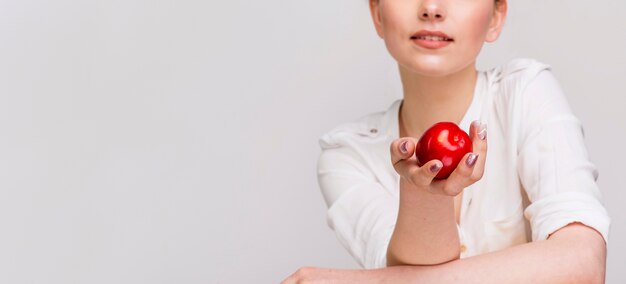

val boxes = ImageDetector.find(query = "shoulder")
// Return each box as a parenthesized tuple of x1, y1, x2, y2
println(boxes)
(487, 57, 552, 85)
(486, 59, 579, 147)
(317, 115, 380, 150)
(485, 58, 566, 109)
(488, 58, 569, 109)
(318, 100, 400, 150)
(316, 102, 400, 206)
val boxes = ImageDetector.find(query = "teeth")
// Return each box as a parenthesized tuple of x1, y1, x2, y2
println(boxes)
(415, 36, 449, 41)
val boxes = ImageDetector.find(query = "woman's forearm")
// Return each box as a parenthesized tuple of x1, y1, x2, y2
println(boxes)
(381, 223, 605, 284)
(386, 178, 460, 266)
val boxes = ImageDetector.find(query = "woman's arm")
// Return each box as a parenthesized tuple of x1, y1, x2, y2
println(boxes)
(386, 180, 459, 266)
(379, 222, 605, 283)
(281, 222, 606, 284)
(387, 121, 488, 266)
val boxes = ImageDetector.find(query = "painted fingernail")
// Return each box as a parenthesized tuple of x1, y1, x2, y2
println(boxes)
(430, 163, 442, 173)
(478, 123, 487, 140)
(400, 140, 408, 154)
(466, 153, 478, 167)
(472, 120, 480, 129)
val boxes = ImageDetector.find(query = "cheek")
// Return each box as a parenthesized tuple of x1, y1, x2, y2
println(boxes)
(379, 7, 414, 60)
(380, 9, 406, 38)
(460, 9, 493, 47)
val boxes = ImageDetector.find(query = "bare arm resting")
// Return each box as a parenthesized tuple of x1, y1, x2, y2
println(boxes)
(379, 222, 606, 284)
(281, 222, 606, 284)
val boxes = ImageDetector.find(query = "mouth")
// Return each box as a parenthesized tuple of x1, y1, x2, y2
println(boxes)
(410, 30, 453, 49)
(410, 35, 453, 42)
(410, 30, 454, 42)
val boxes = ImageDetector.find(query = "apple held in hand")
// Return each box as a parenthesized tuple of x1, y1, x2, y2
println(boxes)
(415, 122, 472, 179)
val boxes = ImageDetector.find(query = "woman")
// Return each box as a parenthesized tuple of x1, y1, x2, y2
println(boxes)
(282, 0, 610, 282)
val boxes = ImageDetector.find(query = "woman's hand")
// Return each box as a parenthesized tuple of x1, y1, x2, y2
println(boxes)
(280, 267, 377, 284)
(390, 120, 487, 196)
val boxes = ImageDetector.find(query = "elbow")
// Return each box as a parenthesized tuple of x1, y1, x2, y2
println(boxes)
(579, 260, 605, 284)
(584, 248, 606, 284)
(548, 222, 607, 284)
(572, 236, 606, 284)
(588, 271, 605, 284)
(582, 236, 607, 283)
(553, 242, 605, 284)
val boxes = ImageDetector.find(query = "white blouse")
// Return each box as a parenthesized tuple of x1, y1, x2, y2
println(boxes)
(316, 58, 611, 269)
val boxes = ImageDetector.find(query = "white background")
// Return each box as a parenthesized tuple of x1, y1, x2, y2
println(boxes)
(0, 0, 624, 283)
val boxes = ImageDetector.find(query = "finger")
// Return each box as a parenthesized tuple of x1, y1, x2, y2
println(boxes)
(280, 273, 296, 284)
(434, 152, 479, 196)
(406, 159, 443, 188)
(280, 267, 312, 284)
(469, 120, 488, 181)
(390, 137, 418, 166)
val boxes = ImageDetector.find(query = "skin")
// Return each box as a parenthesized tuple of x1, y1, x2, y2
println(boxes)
(281, 0, 607, 282)
(387, 121, 486, 266)
(381, 0, 497, 266)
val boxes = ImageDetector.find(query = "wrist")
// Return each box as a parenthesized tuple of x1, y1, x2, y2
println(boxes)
(399, 178, 454, 204)
(396, 178, 456, 228)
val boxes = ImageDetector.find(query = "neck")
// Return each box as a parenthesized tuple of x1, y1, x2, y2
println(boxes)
(398, 62, 478, 138)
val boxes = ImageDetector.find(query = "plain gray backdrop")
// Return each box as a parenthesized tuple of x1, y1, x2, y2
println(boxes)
(0, 0, 624, 283)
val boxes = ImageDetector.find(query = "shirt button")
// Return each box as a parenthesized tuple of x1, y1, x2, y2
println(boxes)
(369, 128, 378, 134)
(460, 244, 467, 253)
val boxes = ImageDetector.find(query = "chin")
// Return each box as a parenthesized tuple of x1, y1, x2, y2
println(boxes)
(406, 60, 454, 77)
(402, 55, 470, 78)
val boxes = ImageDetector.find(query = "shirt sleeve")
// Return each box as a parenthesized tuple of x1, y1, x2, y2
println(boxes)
(316, 137, 397, 268)
(516, 69, 611, 244)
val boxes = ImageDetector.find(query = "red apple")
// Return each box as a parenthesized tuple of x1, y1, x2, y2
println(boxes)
(415, 122, 473, 179)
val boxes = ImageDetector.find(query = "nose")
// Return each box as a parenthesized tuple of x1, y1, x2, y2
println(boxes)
(419, 1, 446, 21)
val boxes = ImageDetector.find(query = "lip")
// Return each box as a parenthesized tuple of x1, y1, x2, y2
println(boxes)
(410, 30, 453, 49)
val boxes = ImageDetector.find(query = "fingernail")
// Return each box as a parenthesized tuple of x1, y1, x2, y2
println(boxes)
(400, 140, 408, 154)
(466, 153, 478, 167)
(472, 120, 480, 129)
(430, 163, 442, 173)
(478, 123, 487, 140)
